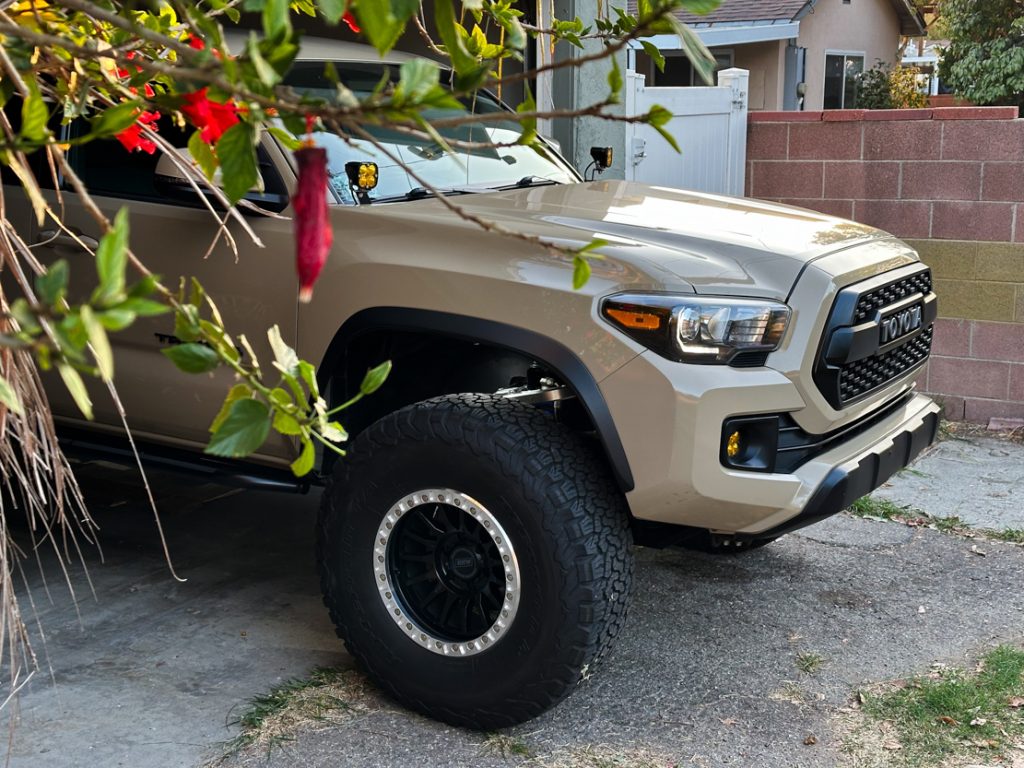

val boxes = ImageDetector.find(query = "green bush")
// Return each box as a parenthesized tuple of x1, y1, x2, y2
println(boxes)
(857, 62, 929, 109)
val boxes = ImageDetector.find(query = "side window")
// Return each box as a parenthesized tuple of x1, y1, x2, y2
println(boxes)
(72, 115, 188, 201)
(70, 117, 288, 208)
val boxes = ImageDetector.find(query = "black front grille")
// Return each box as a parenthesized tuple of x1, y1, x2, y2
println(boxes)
(814, 266, 938, 409)
(854, 271, 933, 323)
(838, 326, 933, 403)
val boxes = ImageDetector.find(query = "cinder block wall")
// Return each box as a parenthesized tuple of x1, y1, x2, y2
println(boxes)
(747, 107, 1024, 422)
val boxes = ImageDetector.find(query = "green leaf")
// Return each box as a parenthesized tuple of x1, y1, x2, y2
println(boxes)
(356, 0, 419, 55)
(188, 130, 219, 180)
(572, 255, 591, 290)
(267, 125, 302, 151)
(670, 16, 717, 85)
(89, 102, 143, 138)
(273, 408, 303, 435)
(205, 398, 272, 457)
(653, 123, 681, 154)
(162, 343, 220, 373)
(640, 40, 666, 73)
(57, 362, 92, 420)
(516, 83, 537, 145)
(290, 437, 316, 476)
(267, 324, 299, 377)
(118, 297, 169, 317)
(298, 360, 319, 400)
(396, 59, 442, 104)
(174, 303, 201, 343)
(316, 0, 344, 23)
(80, 306, 114, 381)
(261, 0, 291, 39)
(246, 33, 283, 86)
(321, 420, 347, 442)
(35, 260, 69, 306)
(210, 383, 254, 433)
(20, 86, 49, 142)
(94, 207, 130, 305)
(607, 56, 623, 99)
(433, 0, 477, 73)
(0, 374, 23, 416)
(359, 360, 392, 395)
(98, 308, 137, 331)
(215, 122, 259, 204)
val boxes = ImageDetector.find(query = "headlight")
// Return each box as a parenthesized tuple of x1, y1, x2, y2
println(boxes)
(601, 294, 791, 365)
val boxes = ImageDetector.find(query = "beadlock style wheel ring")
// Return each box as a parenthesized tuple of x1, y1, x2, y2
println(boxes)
(373, 489, 522, 657)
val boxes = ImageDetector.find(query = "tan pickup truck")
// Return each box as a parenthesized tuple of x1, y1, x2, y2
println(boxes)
(4, 37, 939, 728)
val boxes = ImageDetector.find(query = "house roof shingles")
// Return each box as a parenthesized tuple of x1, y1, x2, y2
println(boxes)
(666, 0, 811, 25)
(626, 0, 925, 35)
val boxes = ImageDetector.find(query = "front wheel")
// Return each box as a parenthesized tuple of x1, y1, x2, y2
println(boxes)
(316, 394, 634, 729)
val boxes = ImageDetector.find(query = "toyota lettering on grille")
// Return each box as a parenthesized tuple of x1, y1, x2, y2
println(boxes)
(880, 304, 923, 345)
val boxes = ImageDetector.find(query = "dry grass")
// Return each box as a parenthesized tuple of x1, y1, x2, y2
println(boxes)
(529, 745, 681, 768)
(218, 667, 381, 758)
(0, 313, 97, 706)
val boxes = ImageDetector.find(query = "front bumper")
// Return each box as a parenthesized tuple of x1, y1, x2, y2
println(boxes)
(599, 350, 940, 535)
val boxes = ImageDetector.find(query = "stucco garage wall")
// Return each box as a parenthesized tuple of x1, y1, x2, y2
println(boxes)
(733, 41, 786, 111)
(747, 107, 1024, 423)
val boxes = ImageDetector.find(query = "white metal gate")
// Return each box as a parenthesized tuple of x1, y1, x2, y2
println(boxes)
(624, 68, 749, 197)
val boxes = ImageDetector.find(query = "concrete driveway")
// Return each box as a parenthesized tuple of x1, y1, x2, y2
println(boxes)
(4, 437, 1024, 767)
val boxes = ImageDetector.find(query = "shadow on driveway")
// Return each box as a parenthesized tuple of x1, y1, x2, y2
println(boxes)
(5, 461, 1024, 768)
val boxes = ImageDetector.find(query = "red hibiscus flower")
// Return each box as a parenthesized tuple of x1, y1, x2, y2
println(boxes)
(180, 88, 240, 144)
(292, 145, 333, 303)
(115, 109, 160, 154)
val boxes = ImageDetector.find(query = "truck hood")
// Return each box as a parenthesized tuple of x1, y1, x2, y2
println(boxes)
(442, 180, 891, 299)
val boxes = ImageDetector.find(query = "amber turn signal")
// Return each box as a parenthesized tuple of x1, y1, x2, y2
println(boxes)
(605, 307, 662, 331)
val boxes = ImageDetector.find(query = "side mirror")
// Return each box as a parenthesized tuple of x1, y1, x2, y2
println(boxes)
(154, 149, 289, 214)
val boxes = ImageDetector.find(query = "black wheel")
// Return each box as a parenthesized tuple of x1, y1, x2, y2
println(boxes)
(317, 394, 634, 729)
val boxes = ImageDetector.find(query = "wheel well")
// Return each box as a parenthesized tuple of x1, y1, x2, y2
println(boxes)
(317, 311, 634, 493)
(327, 328, 548, 440)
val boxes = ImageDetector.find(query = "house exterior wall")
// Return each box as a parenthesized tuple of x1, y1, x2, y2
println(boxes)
(746, 107, 1024, 423)
(798, 0, 902, 111)
(733, 40, 786, 111)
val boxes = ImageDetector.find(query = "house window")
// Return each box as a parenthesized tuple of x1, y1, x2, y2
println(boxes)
(824, 52, 864, 109)
(654, 49, 734, 87)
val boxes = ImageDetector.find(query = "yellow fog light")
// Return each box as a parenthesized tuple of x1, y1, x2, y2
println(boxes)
(726, 430, 742, 459)
(345, 161, 379, 191)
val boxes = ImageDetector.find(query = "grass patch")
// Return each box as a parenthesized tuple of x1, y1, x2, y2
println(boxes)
(533, 745, 679, 768)
(846, 496, 1024, 546)
(848, 496, 912, 521)
(482, 733, 532, 759)
(858, 645, 1024, 766)
(992, 528, 1024, 544)
(796, 651, 826, 675)
(218, 667, 378, 759)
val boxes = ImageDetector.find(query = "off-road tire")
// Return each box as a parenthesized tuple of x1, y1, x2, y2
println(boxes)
(316, 394, 634, 729)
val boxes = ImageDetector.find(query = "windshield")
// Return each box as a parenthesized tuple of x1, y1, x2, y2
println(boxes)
(283, 61, 577, 204)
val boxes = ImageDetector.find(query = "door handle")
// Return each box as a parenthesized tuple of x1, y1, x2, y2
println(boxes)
(37, 229, 99, 250)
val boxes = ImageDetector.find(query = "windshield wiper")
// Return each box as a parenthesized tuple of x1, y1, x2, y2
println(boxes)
(488, 176, 561, 191)
(367, 186, 477, 204)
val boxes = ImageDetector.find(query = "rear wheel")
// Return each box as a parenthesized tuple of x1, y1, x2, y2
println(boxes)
(316, 394, 634, 729)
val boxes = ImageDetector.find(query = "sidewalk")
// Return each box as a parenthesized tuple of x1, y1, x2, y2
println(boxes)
(873, 432, 1024, 529)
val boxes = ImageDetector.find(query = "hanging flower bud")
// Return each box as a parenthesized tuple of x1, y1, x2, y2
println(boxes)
(293, 145, 332, 303)
(343, 10, 360, 33)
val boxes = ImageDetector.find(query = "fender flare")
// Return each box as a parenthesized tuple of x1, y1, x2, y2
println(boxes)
(318, 307, 635, 493)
